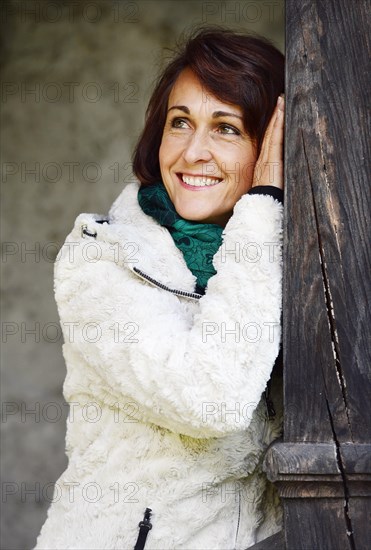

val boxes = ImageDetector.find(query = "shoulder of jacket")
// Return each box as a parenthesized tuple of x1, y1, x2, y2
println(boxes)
(53, 181, 185, 286)
(59, 181, 148, 245)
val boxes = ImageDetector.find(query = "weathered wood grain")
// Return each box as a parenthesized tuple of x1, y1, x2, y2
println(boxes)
(262, 0, 371, 548)
(348, 498, 371, 549)
(248, 531, 284, 550)
(284, 499, 352, 549)
(264, 442, 371, 477)
(284, 0, 371, 443)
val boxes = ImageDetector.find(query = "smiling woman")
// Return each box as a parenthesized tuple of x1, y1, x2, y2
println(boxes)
(159, 68, 258, 226)
(34, 27, 285, 550)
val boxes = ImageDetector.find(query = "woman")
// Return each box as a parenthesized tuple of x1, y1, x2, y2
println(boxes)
(35, 28, 285, 550)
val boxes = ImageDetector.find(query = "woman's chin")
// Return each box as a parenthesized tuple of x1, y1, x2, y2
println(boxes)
(176, 205, 215, 223)
(176, 207, 227, 226)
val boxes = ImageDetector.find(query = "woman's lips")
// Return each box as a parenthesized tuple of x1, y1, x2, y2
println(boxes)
(176, 173, 223, 191)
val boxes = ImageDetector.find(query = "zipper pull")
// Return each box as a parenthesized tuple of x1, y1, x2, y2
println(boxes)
(134, 508, 152, 550)
(139, 508, 152, 529)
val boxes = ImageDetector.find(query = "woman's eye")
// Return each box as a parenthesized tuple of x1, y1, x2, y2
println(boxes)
(217, 124, 240, 135)
(170, 118, 189, 129)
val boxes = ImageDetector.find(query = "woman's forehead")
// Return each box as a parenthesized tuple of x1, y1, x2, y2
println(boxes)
(168, 68, 243, 116)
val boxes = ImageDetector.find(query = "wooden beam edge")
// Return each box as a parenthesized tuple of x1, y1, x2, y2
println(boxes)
(263, 442, 371, 498)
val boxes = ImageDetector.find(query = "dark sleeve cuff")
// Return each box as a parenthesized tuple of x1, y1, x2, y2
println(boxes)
(248, 186, 284, 205)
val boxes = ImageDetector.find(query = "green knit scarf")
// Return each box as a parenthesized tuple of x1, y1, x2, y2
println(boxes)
(137, 181, 223, 293)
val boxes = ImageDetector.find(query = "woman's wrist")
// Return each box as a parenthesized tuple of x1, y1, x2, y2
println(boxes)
(248, 185, 284, 205)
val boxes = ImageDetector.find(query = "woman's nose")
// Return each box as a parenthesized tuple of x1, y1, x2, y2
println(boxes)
(182, 130, 213, 164)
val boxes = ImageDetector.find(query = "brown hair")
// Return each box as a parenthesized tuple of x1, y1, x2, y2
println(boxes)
(133, 27, 284, 185)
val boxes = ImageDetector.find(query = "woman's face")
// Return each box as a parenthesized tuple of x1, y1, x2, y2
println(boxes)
(159, 68, 258, 226)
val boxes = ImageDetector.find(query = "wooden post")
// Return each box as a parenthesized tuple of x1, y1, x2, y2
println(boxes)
(262, 1, 371, 549)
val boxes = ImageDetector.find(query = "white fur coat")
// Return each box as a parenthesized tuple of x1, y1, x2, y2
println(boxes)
(34, 181, 284, 550)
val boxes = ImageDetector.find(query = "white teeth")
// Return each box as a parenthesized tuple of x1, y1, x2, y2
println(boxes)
(182, 175, 222, 187)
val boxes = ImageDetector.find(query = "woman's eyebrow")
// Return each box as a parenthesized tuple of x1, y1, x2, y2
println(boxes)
(212, 110, 243, 120)
(167, 105, 242, 120)
(167, 105, 190, 114)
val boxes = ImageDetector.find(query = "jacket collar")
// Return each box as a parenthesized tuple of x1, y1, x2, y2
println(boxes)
(108, 181, 198, 293)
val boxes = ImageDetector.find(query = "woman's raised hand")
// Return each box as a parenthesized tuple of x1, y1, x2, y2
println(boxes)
(251, 95, 284, 191)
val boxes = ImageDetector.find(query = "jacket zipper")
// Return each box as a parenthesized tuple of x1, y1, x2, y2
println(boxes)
(235, 491, 241, 549)
(132, 267, 203, 301)
(81, 222, 203, 302)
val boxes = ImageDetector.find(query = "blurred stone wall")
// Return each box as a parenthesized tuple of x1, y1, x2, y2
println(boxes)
(0, 1, 284, 548)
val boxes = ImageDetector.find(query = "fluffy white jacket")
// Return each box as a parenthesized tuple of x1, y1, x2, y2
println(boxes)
(34, 181, 284, 550)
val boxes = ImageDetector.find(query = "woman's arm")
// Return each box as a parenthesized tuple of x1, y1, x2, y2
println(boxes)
(54, 98, 284, 439)
(55, 194, 282, 439)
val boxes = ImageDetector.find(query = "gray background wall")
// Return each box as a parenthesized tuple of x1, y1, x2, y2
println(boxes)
(0, 1, 284, 548)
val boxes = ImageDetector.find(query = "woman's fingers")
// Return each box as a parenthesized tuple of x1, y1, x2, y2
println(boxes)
(259, 96, 282, 160)
(269, 96, 284, 162)
(252, 95, 284, 190)
(260, 101, 280, 160)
